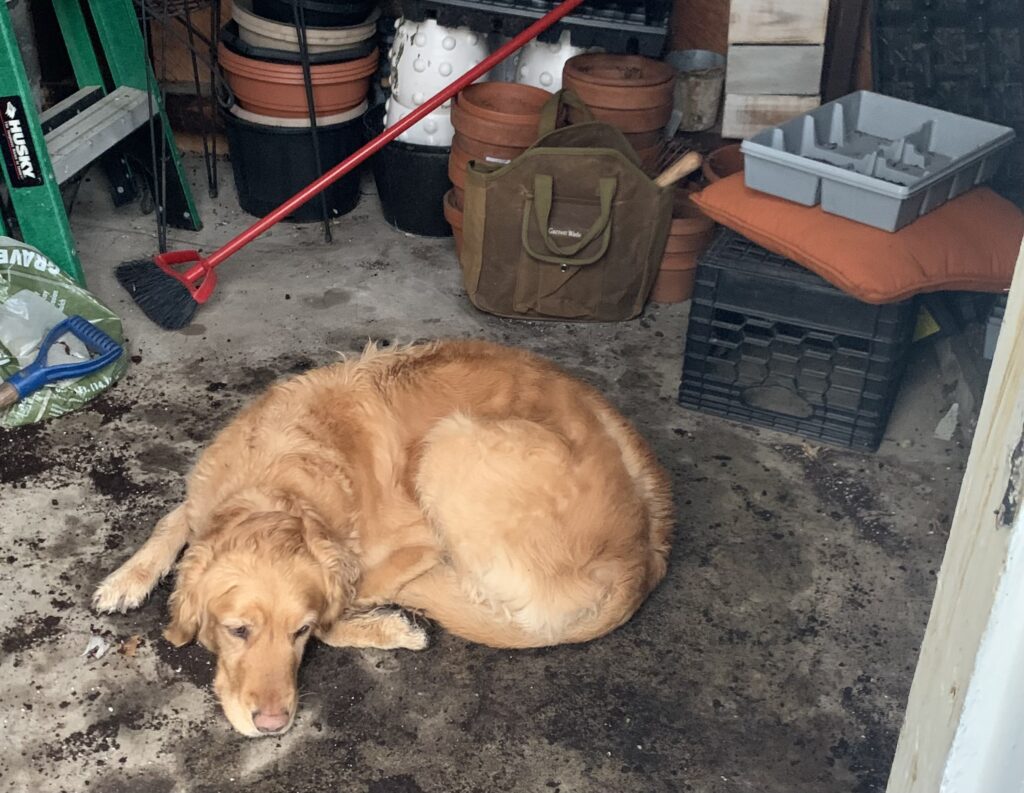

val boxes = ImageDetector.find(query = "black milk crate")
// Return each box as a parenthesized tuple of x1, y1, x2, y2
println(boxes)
(398, 1, 671, 56)
(678, 230, 918, 451)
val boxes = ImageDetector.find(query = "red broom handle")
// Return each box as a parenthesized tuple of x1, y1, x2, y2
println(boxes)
(196, 0, 587, 273)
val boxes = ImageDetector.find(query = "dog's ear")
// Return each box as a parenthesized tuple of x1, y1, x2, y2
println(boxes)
(300, 511, 360, 633)
(164, 542, 213, 647)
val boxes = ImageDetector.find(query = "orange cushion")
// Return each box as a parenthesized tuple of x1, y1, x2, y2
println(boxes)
(690, 174, 1024, 304)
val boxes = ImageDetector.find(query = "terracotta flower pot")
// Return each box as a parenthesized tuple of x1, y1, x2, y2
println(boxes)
(635, 142, 663, 174)
(447, 133, 523, 194)
(459, 81, 552, 123)
(443, 188, 464, 256)
(652, 242, 700, 303)
(661, 188, 715, 265)
(665, 228, 715, 254)
(451, 82, 551, 147)
(624, 129, 664, 150)
(650, 265, 696, 303)
(702, 143, 744, 183)
(661, 251, 700, 270)
(581, 103, 673, 134)
(219, 40, 377, 117)
(670, 188, 715, 236)
(563, 54, 676, 111)
(453, 132, 524, 165)
(448, 140, 471, 189)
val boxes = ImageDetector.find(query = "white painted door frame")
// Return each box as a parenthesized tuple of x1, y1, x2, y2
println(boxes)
(887, 239, 1024, 793)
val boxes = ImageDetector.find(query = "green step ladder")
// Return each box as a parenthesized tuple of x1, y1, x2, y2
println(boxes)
(0, 0, 202, 286)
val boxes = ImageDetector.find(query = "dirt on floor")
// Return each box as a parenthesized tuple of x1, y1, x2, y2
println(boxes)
(0, 164, 969, 793)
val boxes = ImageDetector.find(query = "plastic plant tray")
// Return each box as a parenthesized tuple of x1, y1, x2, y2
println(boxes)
(398, 0, 670, 56)
(740, 90, 1017, 232)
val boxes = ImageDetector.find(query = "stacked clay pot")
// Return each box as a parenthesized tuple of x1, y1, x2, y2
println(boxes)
(443, 187, 465, 257)
(651, 187, 716, 303)
(445, 81, 552, 229)
(702, 143, 744, 183)
(219, 0, 379, 220)
(562, 53, 675, 173)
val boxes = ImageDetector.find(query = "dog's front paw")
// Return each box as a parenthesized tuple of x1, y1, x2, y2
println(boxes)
(92, 565, 157, 613)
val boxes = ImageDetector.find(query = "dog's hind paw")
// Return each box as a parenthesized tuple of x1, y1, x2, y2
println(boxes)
(397, 611, 430, 651)
(319, 607, 431, 651)
(92, 565, 157, 613)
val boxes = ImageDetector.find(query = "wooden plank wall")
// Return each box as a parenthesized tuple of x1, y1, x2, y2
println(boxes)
(721, 0, 830, 139)
(720, 94, 820, 139)
(728, 0, 831, 45)
(726, 44, 825, 95)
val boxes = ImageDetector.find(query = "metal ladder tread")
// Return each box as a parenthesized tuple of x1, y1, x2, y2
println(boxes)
(38, 85, 104, 133)
(45, 86, 155, 183)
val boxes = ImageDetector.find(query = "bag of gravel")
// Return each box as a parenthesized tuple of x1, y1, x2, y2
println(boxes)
(0, 237, 127, 427)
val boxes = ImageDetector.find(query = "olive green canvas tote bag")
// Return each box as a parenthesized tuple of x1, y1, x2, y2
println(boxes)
(459, 90, 674, 321)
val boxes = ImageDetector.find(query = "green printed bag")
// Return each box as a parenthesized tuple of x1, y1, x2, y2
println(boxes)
(0, 237, 127, 427)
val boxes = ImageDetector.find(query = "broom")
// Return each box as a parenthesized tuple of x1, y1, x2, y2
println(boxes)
(117, 0, 588, 330)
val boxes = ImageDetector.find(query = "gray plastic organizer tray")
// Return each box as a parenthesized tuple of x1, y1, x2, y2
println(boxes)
(740, 91, 1017, 232)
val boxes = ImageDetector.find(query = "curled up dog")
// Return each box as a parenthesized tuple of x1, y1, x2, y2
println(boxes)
(93, 340, 673, 736)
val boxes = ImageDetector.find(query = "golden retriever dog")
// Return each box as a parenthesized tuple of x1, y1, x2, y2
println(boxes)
(93, 340, 672, 736)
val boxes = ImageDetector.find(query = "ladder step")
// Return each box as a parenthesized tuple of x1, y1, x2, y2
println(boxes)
(45, 86, 156, 183)
(39, 85, 104, 134)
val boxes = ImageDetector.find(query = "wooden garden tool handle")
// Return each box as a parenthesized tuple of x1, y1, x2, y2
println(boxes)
(654, 151, 704, 188)
(0, 383, 18, 409)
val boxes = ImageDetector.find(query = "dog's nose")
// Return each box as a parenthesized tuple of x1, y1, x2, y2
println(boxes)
(252, 709, 290, 734)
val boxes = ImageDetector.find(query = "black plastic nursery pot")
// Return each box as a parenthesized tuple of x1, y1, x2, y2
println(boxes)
(225, 106, 365, 222)
(365, 105, 453, 238)
(252, 0, 376, 27)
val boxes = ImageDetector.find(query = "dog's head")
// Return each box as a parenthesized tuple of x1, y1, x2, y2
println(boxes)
(164, 509, 357, 736)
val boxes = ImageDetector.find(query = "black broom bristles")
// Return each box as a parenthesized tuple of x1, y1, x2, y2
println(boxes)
(115, 259, 199, 331)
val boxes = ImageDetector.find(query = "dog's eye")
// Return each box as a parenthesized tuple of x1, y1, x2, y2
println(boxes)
(294, 625, 311, 639)
(227, 625, 250, 640)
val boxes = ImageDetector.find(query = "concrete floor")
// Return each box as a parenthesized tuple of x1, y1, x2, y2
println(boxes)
(1, 161, 972, 793)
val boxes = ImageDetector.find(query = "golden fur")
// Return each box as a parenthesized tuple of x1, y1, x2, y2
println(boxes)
(93, 340, 673, 736)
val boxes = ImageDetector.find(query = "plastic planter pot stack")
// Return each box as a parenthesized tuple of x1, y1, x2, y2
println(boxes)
(385, 17, 489, 147)
(220, 0, 379, 220)
(252, 0, 377, 27)
(370, 16, 491, 236)
(366, 105, 454, 237)
(514, 30, 589, 92)
(228, 102, 367, 221)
